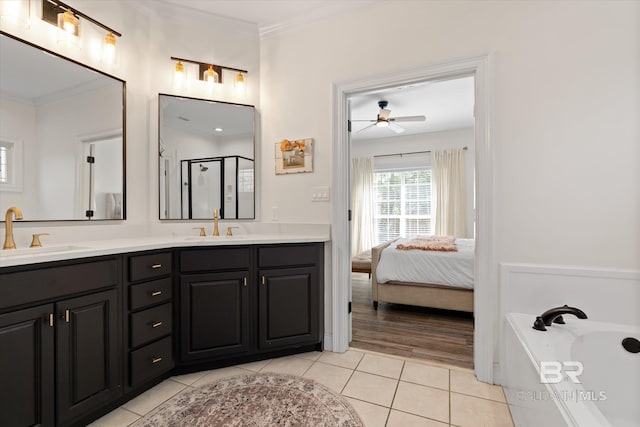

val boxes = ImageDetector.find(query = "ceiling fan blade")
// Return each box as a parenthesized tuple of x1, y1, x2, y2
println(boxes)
(388, 122, 406, 134)
(378, 108, 391, 120)
(356, 123, 376, 133)
(350, 119, 376, 122)
(389, 115, 426, 122)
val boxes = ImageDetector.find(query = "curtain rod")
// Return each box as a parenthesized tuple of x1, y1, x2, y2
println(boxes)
(373, 146, 467, 158)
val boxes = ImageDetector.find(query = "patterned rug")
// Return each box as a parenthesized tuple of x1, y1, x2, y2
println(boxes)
(131, 372, 364, 427)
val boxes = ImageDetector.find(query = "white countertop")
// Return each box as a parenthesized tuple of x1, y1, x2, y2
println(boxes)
(0, 234, 329, 268)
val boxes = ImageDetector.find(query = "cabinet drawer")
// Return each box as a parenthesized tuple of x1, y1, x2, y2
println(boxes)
(129, 278, 172, 311)
(130, 336, 173, 388)
(258, 244, 320, 268)
(129, 252, 172, 282)
(0, 259, 119, 310)
(180, 247, 250, 272)
(130, 303, 172, 348)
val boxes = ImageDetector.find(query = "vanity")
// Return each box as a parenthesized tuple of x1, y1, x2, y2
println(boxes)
(0, 236, 326, 427)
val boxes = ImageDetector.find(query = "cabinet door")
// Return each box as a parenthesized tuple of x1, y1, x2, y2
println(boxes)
(258, 267, 319, 350)
(56, 289, 121, 427)
(0, 304, 55, 427)
(180, 271, 250, 361)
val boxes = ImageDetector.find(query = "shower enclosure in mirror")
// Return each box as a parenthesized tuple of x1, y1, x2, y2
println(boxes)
(0, 31, 126, 221)
(159, 94, 255, 220)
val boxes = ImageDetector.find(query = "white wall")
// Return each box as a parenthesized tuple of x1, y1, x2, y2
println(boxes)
(259, 1, 639, 374)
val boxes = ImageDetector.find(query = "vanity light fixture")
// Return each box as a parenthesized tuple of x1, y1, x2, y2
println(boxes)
(203, 64, 219, 84)
(58, 8, 78, 35)
(174, 60, 185, 88)
(234, 71, 246, 98)
(42, 0, 121, 54)
(170, 56, 247, 94)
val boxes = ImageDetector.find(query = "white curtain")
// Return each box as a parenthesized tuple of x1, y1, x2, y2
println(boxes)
(351, 157, 375, 256)
(433, 149, 467, 237)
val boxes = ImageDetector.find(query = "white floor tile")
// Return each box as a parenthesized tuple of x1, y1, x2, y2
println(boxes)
(317, 349, 365, 369)
(391, 381, 449, 423)
(87, 408, 139, 427)
(342, 371, 398, 407)
(303, 361, 354, 393)
(386, 409, 449, 427)
(122, 380, 186, 416)
(260, 355, 314, 376)
(344, 397, 389, 427)
(357, 353, 404, 379)
(401, 361, 450, 390)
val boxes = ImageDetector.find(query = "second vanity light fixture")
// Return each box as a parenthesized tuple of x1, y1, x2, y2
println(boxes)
(170, 56, 247, 97)
(41, 0, 121, 64)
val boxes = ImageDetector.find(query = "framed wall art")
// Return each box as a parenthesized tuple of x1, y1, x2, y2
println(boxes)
(275, 138, 313, 174)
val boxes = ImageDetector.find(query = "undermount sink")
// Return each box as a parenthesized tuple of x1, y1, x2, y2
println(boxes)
(0, 245, 89, 258)
(184, 235, 250, 241)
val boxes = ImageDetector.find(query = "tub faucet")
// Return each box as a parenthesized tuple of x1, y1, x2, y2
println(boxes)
(3, 206, 24, 250)
(533, 305, 588, 331)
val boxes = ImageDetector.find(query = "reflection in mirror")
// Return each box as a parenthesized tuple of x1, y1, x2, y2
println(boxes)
(159, 94, 255, 220)
(0, 32, 126, 221)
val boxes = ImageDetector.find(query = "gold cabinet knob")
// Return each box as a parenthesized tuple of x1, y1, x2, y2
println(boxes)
(30, 233, 50, 248)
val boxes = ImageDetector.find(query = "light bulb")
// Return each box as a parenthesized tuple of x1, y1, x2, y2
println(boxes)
(234, 72, 245, 97)
(58, 10, 78, 34)
(376, 121, 389, 127)
(103, 32, 117, 64)
(174, 61, 185, 88)
(203, 65, 218, 83)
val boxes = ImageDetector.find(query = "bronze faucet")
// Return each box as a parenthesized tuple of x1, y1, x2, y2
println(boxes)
(213, 209, 220, 236)
(3, 206, 24, 250)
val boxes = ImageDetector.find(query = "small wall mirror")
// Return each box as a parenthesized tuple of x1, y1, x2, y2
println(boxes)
(158, 94, 255, 220)
(0, 32, 126, 221)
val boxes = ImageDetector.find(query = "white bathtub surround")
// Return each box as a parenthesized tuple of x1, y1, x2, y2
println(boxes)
(503, 313, 640, 427)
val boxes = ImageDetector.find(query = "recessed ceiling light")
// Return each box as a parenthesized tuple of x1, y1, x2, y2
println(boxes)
(214, 128, 223, 132)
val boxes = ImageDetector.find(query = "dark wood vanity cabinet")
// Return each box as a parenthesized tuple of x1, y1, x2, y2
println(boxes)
(0, 258, 122, 427)
(177, 243, 323, 366)
(179, 247, 252, 362)
(125, 251, 174, 392)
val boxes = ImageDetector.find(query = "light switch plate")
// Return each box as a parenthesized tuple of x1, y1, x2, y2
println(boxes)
(311, 186, 330, 202)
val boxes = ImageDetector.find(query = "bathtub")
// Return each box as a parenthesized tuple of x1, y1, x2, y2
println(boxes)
(503, 313, 640, 427)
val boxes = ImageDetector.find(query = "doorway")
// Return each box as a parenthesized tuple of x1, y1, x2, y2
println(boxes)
(348, 76, 475, 369)
(331, 55, 496, 383)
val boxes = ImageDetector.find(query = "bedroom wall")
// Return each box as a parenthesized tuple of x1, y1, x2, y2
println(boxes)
(351, 128, 475, 237)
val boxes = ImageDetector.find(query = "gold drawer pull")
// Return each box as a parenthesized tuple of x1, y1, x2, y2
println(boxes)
(151, 321, 163, 328)
(49, 313, 54, 327)
(151, 290, 162, 296)
(243, 277, 247, 287)
(151, 357, 162, 364)
(151, 264, 162, 269)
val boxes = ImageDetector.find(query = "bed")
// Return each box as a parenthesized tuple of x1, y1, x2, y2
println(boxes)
(371, 237, 474, 313)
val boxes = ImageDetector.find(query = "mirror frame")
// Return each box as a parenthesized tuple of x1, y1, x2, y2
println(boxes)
(0, 31, 127, 222)
(157, 93, 256, 221)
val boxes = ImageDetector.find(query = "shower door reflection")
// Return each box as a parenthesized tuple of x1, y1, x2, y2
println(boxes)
(180, 156, 253, 219)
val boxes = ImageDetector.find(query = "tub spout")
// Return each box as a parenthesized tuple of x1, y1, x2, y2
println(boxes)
(533, 305, 588, 331)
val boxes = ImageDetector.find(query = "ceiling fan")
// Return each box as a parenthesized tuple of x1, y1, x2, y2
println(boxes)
(352, 100, 426, 134)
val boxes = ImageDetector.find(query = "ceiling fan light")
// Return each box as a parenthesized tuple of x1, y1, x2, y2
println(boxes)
(376, 121, 389, 127)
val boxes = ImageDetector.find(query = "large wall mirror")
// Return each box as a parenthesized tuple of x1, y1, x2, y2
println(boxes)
(0, 32, 126, 221)
(159, 94, 255, 220)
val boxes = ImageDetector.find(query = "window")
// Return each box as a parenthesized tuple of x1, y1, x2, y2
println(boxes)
(0, 140, 22, 191)
(0, 144, 7, 184)
(374, 169, 432, 244)
(238, 168, 254, 192)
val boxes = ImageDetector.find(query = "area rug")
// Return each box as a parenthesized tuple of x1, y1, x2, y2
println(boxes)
(131, 372, 364, 427)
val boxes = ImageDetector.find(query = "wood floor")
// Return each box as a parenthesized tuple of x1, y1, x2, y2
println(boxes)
(349, 273, 474, 369)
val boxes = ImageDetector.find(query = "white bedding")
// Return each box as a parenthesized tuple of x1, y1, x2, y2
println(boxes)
(376, 238, 474, 289)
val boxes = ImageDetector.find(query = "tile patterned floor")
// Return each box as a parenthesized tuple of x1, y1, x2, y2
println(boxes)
(89, 349, 514, 427)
